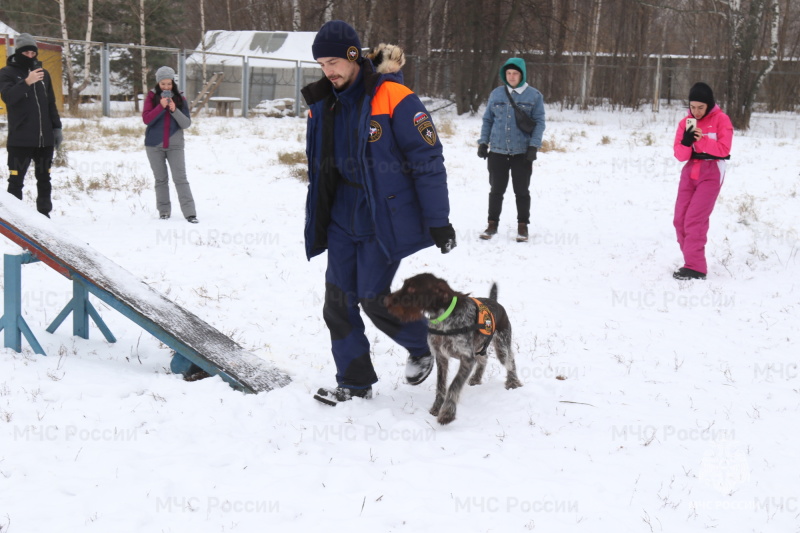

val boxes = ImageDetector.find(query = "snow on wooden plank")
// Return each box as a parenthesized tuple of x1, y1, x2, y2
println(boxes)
(0, 196, 291, 393)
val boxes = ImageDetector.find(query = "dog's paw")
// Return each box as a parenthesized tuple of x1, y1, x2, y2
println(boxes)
(429, 406, 440, 417)
(505, 376, 523, 389)
(437, 403, 457, 425)
(468, 376, 482, 386)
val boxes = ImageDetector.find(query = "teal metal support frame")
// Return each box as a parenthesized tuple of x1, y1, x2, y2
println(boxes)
(0, 252, 46, 355)
(47, 276, 116, 343)
(0, 252, 116, 356)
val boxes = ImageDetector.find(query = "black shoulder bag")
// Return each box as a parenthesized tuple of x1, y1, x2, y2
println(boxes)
(505, 88, 536, 135)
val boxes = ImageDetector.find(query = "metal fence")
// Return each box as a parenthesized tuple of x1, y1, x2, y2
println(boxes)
(13, 35, 800, 117)
(22, 35, 321, 118)
(406, 52, 800, 112)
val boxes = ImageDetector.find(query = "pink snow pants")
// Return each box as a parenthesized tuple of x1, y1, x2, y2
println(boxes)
(673, 159, 726, 274)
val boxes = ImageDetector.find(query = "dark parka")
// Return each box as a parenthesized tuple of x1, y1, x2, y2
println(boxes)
(0, 54, 62, 147)
(301, 59, 450, 262)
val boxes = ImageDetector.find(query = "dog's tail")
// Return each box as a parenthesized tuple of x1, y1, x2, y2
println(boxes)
(490, 283, 498, 301)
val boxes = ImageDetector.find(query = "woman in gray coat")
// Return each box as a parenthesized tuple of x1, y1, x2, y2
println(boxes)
(142, 66, 198, 223)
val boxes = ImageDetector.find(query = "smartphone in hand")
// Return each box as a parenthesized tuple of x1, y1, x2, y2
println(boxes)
(685, 118, 697, 130)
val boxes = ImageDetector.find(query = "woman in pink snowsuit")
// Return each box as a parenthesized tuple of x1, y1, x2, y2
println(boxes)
(672, 82, 733, 280)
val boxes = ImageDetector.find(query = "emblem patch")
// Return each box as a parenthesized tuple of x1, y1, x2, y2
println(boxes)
(417, 121, 437, 146)
(413, 112, 429, 126)
(368, 120, 382, 142)
(346, 46, 360, 62)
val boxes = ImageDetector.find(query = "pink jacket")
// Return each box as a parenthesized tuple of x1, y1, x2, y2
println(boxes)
(673, 105, 733, 163)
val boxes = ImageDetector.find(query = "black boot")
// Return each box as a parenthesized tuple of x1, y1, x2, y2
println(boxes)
(673, 267, 706, 280)
(313, 386, 373, 406)
(405, 352, 433, 385)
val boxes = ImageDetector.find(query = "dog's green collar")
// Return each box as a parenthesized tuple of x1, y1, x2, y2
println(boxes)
(429, 296, 458, 325)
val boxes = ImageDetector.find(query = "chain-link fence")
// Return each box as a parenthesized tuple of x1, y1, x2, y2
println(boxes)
(406, 52, 800, 112)
(14, 35, 321, 118)
(10, 35, 800, 118)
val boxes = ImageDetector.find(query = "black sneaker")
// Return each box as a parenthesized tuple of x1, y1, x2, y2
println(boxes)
(160, 214, 170, 220)
(186, 216, 199, 224)
(313, 386, 373, 406)
(405, 352, 434, 385)
(673, 267, 706, 280)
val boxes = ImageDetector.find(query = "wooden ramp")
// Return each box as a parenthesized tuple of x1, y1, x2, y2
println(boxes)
(0, 196, 291, 394)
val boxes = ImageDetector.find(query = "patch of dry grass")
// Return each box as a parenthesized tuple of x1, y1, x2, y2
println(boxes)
(539, 138, 567, 153)
(278, 151, 307, 166)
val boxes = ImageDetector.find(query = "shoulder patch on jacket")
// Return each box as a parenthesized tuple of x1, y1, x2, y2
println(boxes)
(371, 81, 413, 118)
(417, 120, 437, 146)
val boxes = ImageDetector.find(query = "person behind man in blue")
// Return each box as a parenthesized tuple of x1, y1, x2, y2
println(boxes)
(477, 57, 546, 242)
(301, 20, 456, 405)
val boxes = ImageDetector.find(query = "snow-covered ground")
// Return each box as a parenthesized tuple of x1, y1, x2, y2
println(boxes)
(1, 101, 799, 532)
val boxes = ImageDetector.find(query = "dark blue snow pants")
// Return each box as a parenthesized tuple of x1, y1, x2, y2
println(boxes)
(324, 223, 429, 388)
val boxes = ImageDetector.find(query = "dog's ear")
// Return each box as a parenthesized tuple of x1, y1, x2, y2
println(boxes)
(434, 279, 452, 300)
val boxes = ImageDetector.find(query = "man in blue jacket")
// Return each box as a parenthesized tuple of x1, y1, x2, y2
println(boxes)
(0, 33, 62, 218)
(477, 57, 546, 242)
(302, 20, 456, 405)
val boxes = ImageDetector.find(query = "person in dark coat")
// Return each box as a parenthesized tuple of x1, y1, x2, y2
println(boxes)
(0, 33, 62, 217)
(302, 20, 456, 405)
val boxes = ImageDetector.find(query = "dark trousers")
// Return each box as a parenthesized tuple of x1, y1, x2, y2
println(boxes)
(487, 152, 532, 224)
(323, 223, 429, 388)
(7, 146, 54, 216)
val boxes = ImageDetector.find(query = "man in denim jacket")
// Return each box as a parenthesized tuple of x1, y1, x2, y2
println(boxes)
(477, 57, 546, 242)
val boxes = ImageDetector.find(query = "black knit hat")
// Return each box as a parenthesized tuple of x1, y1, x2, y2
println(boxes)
(688, 82, 715, 109)
(312, 20, 362, 62)
(504, 64, 523, 75)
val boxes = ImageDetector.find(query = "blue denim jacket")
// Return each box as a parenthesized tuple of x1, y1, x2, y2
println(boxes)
(479, 85, 546, 155)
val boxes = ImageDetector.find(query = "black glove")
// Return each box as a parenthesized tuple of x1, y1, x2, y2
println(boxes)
(680, 127, 696, 147)
(53, 128, 63, 150)
(429, 224, 457, 254)
(526, 146, 538, 162)
(477, 144, 488, 159)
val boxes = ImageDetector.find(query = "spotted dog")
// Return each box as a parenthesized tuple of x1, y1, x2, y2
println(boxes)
(385, 273, 522, 424)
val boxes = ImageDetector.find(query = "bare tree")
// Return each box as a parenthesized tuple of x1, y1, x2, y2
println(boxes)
(200, 0, 207, 84)
(138, 0, 147, 109)
(721, 0, 781, 128)
(581, 0, 602, 109)
(635, 0, 782, 128)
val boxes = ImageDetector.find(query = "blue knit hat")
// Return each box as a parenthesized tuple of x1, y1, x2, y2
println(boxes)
(312, 20, 362, 62)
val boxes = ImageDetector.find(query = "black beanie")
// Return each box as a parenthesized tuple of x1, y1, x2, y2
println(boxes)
(505, 64, 523, 75)
(688, 82, 715, 110)
(312, 20, 362, 62)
